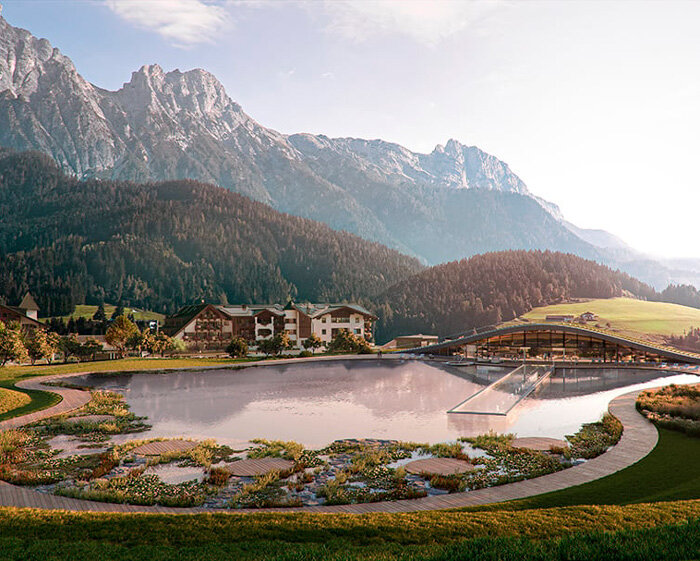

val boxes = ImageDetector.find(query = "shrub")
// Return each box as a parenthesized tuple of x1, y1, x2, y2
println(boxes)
(428, 474, 465, 492)
(226, 337, 248, 359)
(566, 413, 623, 459)
(206, 467, 231, 487)
(248, 439, 304, 461)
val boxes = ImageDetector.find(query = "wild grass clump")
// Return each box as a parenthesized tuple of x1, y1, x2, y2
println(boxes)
(230, 470, 302, 508)
(206, 467, 231, 487)
(566, 413, 623, 459)
(35, 390, 147, 438)
(427, 473, 466, 492)
(423, 441, 471, 461)
(248, 439, 304, 461)
(0, 430, 29, 465)
(461, 431, 515, 451)
(638, 384, 700, 420)
(637, 384, 700, 437)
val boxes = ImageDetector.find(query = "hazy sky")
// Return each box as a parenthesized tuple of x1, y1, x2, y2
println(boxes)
(3, 0, 700, 258)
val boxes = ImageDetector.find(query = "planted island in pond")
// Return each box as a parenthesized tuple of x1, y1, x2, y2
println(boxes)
(0, 390, 623, 508)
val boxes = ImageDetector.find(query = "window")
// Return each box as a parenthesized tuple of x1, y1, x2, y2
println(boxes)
(354, 328, 361, 334)
(321, 329, 327, 335)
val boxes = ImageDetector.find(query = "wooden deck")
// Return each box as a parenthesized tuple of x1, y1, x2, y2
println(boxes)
(405, 458, 474, 475)
(0, 376, 659, 514)
(225, 458, 295, 476)
(511, 437, 568, 451)
(131, 440, 199, 456)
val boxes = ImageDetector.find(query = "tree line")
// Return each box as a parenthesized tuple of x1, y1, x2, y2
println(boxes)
(0, 149, 422, 317)
(372, 250, 660, 342)
(0, 316, 181, 367)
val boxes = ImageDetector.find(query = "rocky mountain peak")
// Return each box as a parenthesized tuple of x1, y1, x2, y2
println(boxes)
(0, 13, 86, 99)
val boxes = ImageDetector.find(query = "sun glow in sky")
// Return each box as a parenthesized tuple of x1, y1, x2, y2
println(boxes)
(3, 0, 700, 258)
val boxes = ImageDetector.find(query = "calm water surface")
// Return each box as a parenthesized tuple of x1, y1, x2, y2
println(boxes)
(73, 359, 697, 448)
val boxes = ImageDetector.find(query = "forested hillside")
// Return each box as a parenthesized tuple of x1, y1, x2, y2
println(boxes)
(658, 284, 700, 310)
(373, 251, 658, 342)
(0, 150, 423, 316)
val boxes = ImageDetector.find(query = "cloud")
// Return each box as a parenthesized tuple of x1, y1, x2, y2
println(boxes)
(105, 0, 230, 47)
(318, 0, 502, 45)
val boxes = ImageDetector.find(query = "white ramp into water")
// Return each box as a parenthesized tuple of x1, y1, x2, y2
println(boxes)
(448, 365, 554, 415)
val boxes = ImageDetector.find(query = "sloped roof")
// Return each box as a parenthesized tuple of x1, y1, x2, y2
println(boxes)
(161, 303, 209, 336)
(314, 303, 377, 319)
(19, 292, 39, 311)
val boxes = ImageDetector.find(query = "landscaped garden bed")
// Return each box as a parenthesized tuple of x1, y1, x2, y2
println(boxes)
(637, 383, 700, 436)
(0, 384, 625, 509)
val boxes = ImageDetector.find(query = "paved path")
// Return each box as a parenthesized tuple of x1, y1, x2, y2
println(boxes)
(0, 376, 92, 431)
(0, 382, 658, 514)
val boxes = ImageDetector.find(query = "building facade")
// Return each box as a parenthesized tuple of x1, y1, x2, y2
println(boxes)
(163, 301, 377, 350)
(0, 292, 44, 331)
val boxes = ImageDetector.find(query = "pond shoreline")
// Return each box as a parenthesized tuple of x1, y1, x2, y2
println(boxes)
(0, 382, 659, 513)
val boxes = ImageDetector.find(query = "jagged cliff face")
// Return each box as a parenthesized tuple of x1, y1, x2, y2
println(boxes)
(0, 16, 120, 175)
(0, 13, 596, 266)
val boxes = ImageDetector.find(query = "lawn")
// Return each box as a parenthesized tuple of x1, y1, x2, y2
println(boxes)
(467, 427, 700, 511)
(521, 297, 700, 339)
(0, 388, 30, 415)
(0, 500, 697, 560)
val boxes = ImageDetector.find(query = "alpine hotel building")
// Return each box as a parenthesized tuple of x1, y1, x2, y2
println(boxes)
(163, 301, 377, 350)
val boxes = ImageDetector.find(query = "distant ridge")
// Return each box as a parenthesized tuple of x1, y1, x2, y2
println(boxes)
(0, 12, 699, 289)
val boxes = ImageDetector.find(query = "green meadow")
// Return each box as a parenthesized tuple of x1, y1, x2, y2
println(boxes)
(521, 297, 700, 338)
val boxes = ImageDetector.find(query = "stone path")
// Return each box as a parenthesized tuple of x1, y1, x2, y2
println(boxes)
(511, 437, 568, 451)
(405, 458, 474, 475)
(0, 384, 659, 514)
(225, 458, 295, 476)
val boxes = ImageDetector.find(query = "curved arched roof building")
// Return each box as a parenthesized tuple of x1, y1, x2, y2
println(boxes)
(403, 323, 700, 365)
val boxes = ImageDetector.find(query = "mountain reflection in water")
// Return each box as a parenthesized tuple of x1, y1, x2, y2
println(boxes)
(72, 360, 697, 448)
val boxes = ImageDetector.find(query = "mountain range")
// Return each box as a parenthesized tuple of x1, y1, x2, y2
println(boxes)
(1, 13, 699, 289)
(0, 149, 422, 317)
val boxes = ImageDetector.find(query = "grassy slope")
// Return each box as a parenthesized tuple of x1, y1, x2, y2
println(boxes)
(0, 501, 696, 560)
(521, 297, 700, 339)
(48, 304, 165, 323)
(468, 428, 700, 512)
(0, 387, 30, 415)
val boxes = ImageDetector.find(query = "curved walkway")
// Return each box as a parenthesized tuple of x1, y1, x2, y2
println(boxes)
(0, 376, 92, 431)
(0, 382, 658, 513)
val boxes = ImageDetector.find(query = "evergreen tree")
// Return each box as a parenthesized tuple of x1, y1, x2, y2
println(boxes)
(93, 303, 107, 322)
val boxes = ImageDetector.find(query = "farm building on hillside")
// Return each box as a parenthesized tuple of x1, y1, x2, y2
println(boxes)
(545, 314, 575, 323)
